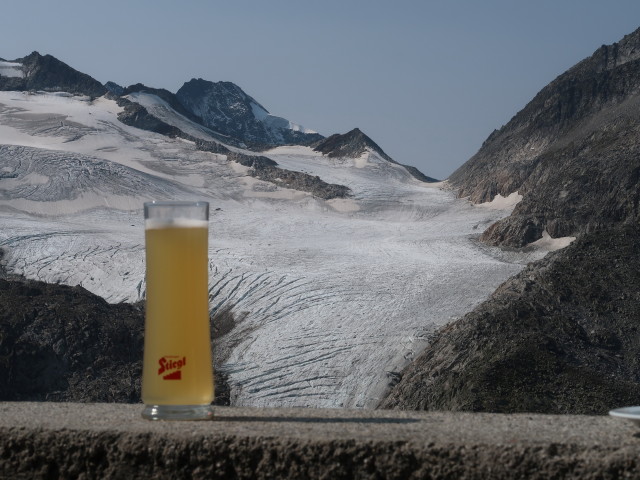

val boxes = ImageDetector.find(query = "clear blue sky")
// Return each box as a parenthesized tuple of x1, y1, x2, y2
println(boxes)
(2, 0, 640, 179)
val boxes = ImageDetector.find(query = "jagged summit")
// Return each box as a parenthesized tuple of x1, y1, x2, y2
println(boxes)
(0, 51, 439, 184)
(104, 81, 124, 96)
(314, 128, 438, 183)
(176, 78, 323, 148)
(0, 51, 106, 97)
(313, 128, 393, 161)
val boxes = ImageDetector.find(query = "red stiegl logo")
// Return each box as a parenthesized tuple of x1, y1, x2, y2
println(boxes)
(158, 356, 186, 380)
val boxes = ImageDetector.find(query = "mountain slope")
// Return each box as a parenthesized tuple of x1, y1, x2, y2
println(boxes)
(381, 26, 640, 414)
(112, 89, 352, 199)
(0, 51, 106, 97)
(449, 27, 640, 247)
(381, 225, 640, 414)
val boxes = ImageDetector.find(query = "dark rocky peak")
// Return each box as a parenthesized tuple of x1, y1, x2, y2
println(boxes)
(178, 78, 256, 106)
(176, 78, 323, 149)
(313, 128, 394, 162)
(314, 128, 438, 183)
(0, 51, 106, 97)
(583, 26, 640, 73)
(104, 81, 124, 96)
(176, 78, 268, 129)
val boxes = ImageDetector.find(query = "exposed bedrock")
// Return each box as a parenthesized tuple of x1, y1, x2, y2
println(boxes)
(381, 225, 640, 414)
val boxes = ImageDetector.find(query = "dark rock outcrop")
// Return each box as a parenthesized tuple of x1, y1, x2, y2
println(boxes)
(104, 81, 124, 96)
(194, 138, 232, 155)
(0, 258, 229, 406)
(176, 78, 323, 148)
(0, 51, 106, 97)
(449, 27, 640, 247)
(313, 128, 439, 183)
(314, 128, 395, 161)
(249, 163, 352, 200)
(0, 276, 144, 403)
(381, 225, 640, 414)
(227, 152, 278, 168)
(228, 152, 351, 199)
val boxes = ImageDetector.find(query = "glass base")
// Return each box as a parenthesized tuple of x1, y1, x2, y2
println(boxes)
(142, 404, 213, 421)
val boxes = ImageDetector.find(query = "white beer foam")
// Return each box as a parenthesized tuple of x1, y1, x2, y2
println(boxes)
(145, 218, 208, 229)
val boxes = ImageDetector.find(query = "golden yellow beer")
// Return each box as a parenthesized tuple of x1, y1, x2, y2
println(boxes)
(142, 202, 213, 420)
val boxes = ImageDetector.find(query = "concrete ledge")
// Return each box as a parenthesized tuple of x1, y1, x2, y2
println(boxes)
(1, 403, 639, 479)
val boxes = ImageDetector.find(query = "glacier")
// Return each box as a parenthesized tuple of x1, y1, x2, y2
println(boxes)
(0, 90, 551, 408)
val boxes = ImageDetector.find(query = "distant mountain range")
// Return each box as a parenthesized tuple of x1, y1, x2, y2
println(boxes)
(0, 51, 434, 184)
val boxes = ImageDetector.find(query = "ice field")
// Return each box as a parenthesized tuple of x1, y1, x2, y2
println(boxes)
(0, 91, 556, 407)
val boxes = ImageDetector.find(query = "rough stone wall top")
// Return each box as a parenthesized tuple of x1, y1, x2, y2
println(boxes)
(1, 402, 640, 479)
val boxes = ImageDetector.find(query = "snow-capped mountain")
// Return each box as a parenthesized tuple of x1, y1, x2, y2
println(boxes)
(0, 53, 554, 408)
(0, 51, 106, 97)
(176, 78, 323, 148)
(313, 128, 440, 183)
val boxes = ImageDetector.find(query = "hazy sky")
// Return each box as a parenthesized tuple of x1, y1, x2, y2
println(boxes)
(2, 1, 640, 179)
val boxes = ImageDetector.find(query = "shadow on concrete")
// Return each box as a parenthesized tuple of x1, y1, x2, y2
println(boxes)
(214, 416, 421, 424)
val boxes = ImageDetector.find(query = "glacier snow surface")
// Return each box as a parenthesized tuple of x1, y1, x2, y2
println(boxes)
(0, 91, 544, 408)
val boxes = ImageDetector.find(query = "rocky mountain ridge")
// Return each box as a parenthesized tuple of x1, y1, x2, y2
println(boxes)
(449, 27, 640, 247)
(176, 78, 324, 149)
(0, 51, 106, 97)
(0, 51, 433, 187)
(382, 26, 640, 414)
(382, 224, 640, 414)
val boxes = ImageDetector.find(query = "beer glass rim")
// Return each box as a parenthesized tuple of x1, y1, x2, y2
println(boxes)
(144, 201, 209, 222)
(144, 201, 209, 208)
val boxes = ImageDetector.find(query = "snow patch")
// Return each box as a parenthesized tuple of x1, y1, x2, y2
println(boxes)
(250, 100, 316, 134)
(0, 61, 25, 78)
(0, 172, 49, 187)
(326, 198, 360, 213)
(354, 151, 371, 168)
(529, 230, 576, 251)
(250, 101, 269, 120)
(475, 191, 523, 210)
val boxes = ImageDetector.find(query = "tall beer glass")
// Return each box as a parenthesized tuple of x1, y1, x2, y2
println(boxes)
(142, 201, 214, 420)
